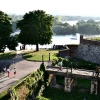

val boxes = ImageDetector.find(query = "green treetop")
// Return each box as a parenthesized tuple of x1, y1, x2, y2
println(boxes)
(17, 10, 54, 51)
(0, 11, 13, 52)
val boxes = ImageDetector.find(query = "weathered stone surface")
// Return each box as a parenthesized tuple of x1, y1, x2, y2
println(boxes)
(74, 43, 100, 64)
(90, 79, 98, 95)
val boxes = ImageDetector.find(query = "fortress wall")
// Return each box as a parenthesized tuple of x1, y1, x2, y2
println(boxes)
(74, 35, 100, 64)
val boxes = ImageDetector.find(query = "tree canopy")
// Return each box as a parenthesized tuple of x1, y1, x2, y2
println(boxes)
(17, 10, 54, 51)
(0, 11, 13, 52)
(52, 19, 100, 35)
(7, 35, 19, 50)
(76, 19, 100, 35)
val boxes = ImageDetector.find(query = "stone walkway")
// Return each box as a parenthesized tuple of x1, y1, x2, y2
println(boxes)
(0, 50, 47, 93)
(46, 67, 100, 79)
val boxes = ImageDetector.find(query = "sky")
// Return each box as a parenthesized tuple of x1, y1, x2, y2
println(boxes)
(0, 0, 100, 16)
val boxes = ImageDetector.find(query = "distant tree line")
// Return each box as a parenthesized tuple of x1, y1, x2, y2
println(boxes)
(9, 14, 23, 31)
(9, 15, 100, 35)
(54, 15, 100, 21)
(53, 17, 100, 35)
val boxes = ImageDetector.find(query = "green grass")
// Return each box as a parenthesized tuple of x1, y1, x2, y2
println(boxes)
(40, 78, 100, 100)
(23, 49, 58, 61)
(86, 37, 100, 41)
(0, 52, 16, 60)
(41, 87, 100, 100)
(63, 57, 99, 70)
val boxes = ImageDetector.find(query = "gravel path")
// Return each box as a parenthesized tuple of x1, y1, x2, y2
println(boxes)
(0, 50, 47, 93)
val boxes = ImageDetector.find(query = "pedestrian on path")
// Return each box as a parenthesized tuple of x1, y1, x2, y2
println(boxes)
(3, 67, 7, 75)
(14, 68, 16, 77)
(59, 61, 63, 71)
(7, 68, 10, 77)
(95, 67, 99, 77)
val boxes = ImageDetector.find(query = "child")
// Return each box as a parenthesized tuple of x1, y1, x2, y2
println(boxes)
(7, 68, 10, 77)
(14, 68, 16, 77)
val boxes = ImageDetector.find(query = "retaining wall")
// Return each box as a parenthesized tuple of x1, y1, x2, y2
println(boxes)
(74, 35, 100, 64)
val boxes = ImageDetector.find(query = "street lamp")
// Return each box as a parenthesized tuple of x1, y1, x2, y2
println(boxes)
(42, 55, 44, 65)
(49, 53, 50, 61)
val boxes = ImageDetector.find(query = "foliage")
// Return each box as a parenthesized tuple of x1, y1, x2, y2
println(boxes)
(53, 19, 100, 35)
(6, 35, 19, 50)
(35, 96, 49, 100)
(41, 78, 100, 100)
(9, 14, 100, 36)
(76, 19, 100, 35)
(17, 10, 54, 51)
(53, 23, 73, 35)
(0, 90, 11, 100)
(0, 11, 13, 52)
(62, 58, 99, 70)
(52, 58, 58, 66)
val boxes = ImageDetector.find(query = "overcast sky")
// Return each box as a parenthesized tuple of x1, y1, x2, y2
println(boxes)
(0, 0, 100, 16)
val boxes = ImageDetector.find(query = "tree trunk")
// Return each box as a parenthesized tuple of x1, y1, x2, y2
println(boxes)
(22, 44, 25, 50)
(36, 43, 39, 51)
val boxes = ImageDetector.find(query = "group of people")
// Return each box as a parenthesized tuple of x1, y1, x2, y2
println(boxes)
(3, 67, 16, 77)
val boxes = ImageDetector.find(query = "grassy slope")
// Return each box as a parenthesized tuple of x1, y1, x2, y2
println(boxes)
(41, 78, 100, 100)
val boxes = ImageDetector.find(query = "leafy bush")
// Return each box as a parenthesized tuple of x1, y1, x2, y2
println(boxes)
(52, 58, 58, 66)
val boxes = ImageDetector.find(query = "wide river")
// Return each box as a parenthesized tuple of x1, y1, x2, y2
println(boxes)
(5, 20, 100, 51)
(15, 33, 80, 50)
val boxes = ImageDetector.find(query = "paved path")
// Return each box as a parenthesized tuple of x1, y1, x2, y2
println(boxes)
(0, 50, 47, 93)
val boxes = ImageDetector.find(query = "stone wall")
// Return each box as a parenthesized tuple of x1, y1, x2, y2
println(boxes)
(74, 35, 100, 64)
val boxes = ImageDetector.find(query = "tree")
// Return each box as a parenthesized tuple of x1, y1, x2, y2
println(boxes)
(76, 19, 100, 35)
(53, 22, 72, 35)
(0, 11, 13, 52)
(71, 25, 78, 34)
(7, 35, 19, 50)
(17, 10, 54, 51)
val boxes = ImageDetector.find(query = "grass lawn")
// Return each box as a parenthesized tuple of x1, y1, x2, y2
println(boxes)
(0, 52, 16, 60)
(23, 49, 58, 61)
(40, 78, 100, 100)
(86, 37, 100, 41)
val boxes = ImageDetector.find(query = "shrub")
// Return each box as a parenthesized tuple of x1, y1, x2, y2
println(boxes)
(52, 58, 58, 66)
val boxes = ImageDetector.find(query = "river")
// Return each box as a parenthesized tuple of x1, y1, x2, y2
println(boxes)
(5, 33, 80, 52)
(15, 33, 80, 50)
(5, 20, 100, 51)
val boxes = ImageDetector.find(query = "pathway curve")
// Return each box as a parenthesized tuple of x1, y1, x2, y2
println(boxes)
(0, 50, 47, 93)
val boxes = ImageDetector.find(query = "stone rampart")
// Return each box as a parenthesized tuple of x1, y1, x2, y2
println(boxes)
(74, 35, 100, 64)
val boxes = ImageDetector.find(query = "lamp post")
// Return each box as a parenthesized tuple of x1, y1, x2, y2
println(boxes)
(49, 53, 50, 61)
(42, 55, 44, 65)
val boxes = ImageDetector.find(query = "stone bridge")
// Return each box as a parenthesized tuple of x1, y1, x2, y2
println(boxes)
(46, 66, 100, 95)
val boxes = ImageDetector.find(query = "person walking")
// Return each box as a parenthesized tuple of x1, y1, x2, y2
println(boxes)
(7, 68, 10, 77)
(3, 67, 7, 75)
(59, 61, 63, 71)
(95, 67, 99, 77)
(14, 68, 16, 77)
